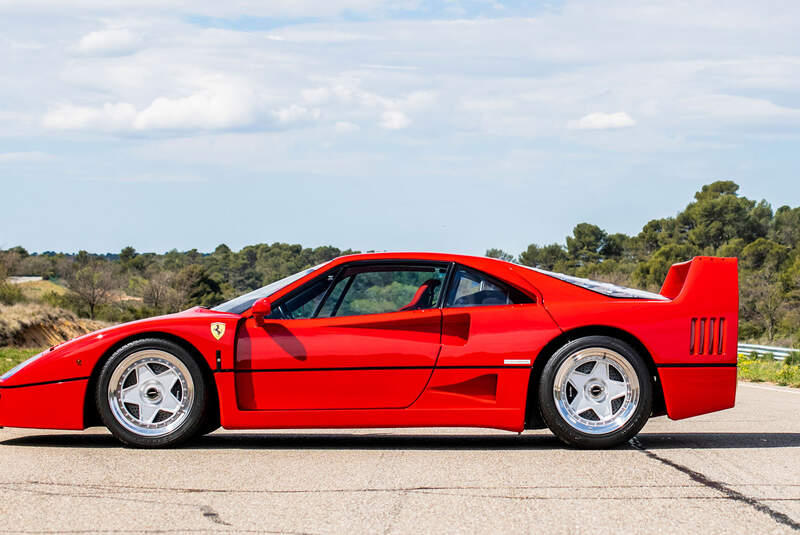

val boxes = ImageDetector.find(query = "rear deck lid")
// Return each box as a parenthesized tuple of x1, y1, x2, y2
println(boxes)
(527, 267, 668, 300)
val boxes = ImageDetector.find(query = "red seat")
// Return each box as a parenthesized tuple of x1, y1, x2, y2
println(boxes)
(399, 279, 441, 311)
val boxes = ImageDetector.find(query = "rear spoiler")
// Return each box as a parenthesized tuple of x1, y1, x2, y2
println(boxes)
(660, 256, 738, 312)
(660, 256, 738, 360)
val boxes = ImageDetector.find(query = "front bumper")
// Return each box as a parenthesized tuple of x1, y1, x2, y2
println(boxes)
(0, 378, 89, 430)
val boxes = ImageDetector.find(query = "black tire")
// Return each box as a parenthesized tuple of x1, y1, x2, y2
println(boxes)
(96, 338, 208, 448)
(538, 336, 652, 449)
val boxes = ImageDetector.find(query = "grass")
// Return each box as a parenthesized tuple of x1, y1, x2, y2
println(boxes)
(17, 279, 68, 301)
(0, 347, 43, 374)
(738, 354, 800, 388)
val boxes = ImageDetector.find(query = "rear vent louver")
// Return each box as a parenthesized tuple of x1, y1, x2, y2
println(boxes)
(690, 317, 725, 355)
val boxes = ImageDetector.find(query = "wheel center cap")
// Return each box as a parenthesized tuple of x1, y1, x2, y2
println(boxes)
(140, 381, 163, 404)
(585, 379, 606, 400)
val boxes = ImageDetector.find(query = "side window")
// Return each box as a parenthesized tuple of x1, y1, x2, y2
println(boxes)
(269, 264, 448, 319)
(334, 266, 447, 316)
(445, 267, 533, 308)
(271, 277, 331, 319)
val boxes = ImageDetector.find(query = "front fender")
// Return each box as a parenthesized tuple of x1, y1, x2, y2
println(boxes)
(0, 308, 240, 388)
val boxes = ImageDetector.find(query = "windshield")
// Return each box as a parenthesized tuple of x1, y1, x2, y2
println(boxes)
(526, 266, 668, 300)
(211, 262, 330, 314)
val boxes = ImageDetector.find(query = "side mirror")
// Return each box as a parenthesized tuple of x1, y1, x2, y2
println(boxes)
(252, 297, 272, 327)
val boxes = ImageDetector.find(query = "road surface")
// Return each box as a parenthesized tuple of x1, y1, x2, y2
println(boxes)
(0, 381, 798, 534)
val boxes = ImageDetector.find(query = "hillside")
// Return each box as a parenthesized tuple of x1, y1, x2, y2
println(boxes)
(0, 303, 109, 348)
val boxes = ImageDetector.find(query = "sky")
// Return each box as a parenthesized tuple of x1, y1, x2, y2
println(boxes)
(1, 0, 799, 256)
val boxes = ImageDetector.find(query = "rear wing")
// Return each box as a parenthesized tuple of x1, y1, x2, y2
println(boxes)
(660, 256, 738, 306)
(660, 256, 738, 357)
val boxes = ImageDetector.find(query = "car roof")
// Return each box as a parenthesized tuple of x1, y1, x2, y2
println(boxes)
(329, 251, 508, 267)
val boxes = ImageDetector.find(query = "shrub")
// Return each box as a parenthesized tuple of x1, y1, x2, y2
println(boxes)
(784, 352, 800, 366)
(0, 281, 25, 305)
(776, 365, 800, 387)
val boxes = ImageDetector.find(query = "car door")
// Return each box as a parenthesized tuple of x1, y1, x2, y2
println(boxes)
(235, 262, 448, 410)
(437, 265, 561, 373)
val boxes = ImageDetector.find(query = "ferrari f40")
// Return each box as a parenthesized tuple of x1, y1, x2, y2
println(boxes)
(0, 253, 738, 448)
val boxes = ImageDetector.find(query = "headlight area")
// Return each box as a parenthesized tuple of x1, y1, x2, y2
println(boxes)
(0, 351, 45, 382)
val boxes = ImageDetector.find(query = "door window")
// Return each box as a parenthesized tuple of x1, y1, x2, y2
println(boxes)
(272, 264, 448, 319)
(334, 267, 446, 316)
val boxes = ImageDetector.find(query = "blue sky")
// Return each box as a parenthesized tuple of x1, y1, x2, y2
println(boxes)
(1, 0, 799, 256)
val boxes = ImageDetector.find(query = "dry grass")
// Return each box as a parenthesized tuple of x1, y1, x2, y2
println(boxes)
(0, 303, 108, 347)
(16, 279, 68, 300)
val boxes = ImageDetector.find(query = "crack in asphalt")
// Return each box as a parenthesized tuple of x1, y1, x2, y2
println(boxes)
(630, 437, 800, 532)
(2, 479, 799, 501)
(0, 482, 237, 530)
(200, 505, 232, 526)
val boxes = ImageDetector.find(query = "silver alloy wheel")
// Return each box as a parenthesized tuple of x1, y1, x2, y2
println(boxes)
(107, 349, 194, 437)
(552, 347, 640, 435)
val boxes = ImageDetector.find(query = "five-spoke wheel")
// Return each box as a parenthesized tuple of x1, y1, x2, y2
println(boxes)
(539, 336, 652, 448)
(97, 339, 208, 448)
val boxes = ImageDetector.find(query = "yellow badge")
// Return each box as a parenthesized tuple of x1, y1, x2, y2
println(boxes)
(210, 322, 226, 340)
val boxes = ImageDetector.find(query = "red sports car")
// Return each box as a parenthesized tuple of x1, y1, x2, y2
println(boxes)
(0, 253, 738, 448)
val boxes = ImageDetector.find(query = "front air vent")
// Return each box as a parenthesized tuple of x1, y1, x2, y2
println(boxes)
(690, 317, 725, 355)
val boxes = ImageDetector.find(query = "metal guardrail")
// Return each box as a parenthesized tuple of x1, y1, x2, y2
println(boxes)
(738, 343, 796, 361)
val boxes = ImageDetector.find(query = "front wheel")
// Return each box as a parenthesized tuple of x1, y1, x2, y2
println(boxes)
(538, 336, 652, 448)
(97, 338, 208, 448)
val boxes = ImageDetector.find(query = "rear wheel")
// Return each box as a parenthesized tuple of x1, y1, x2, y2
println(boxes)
(538, 336, 652, 448)
(97, 338, 208, 448)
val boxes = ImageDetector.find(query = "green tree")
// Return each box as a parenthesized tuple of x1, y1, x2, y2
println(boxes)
(566, 223, 607, 264)
(518, 243, 568, 270)
(485, 248, 514, 262)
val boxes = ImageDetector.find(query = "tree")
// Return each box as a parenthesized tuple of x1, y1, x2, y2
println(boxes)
(601, 233, 628, 259)
(518, 243, 567, 270)
(683, 180, 769, 250)
(566, 223, 607, 264)
(172, 265, 222, 308)
(770, 205, 800, 248)
(142, 270, 176, 311)
(740, 238, 789, 271)
(119, 246, 137, 265)
(740, 269, 786, 342)
(485, 248, 514, 262)
(67, 262, 116, 319)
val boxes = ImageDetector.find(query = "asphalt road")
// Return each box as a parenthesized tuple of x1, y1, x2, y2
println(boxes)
(0, 381, 799, 534)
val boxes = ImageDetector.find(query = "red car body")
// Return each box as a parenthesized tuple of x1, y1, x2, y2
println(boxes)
(0, 252, 738, 434)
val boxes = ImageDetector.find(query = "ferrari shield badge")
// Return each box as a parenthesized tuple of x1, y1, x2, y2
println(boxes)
(210, 322, 226, 340)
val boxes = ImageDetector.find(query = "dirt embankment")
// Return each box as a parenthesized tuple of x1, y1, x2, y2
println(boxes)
(0, 304, 109, 348)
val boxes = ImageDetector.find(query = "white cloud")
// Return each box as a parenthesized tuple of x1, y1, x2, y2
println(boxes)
(273, 105, 321, 125)
(379, 110, 411, 130)
(43, 76, 259, 132)
(42, 102, 137, 131)
(76, 29, 139, 56)
(568, 112, 636, 130)
(134, 78, 256, 130)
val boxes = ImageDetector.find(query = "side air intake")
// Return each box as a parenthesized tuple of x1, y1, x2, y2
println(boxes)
(690, 317, 725, 355)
